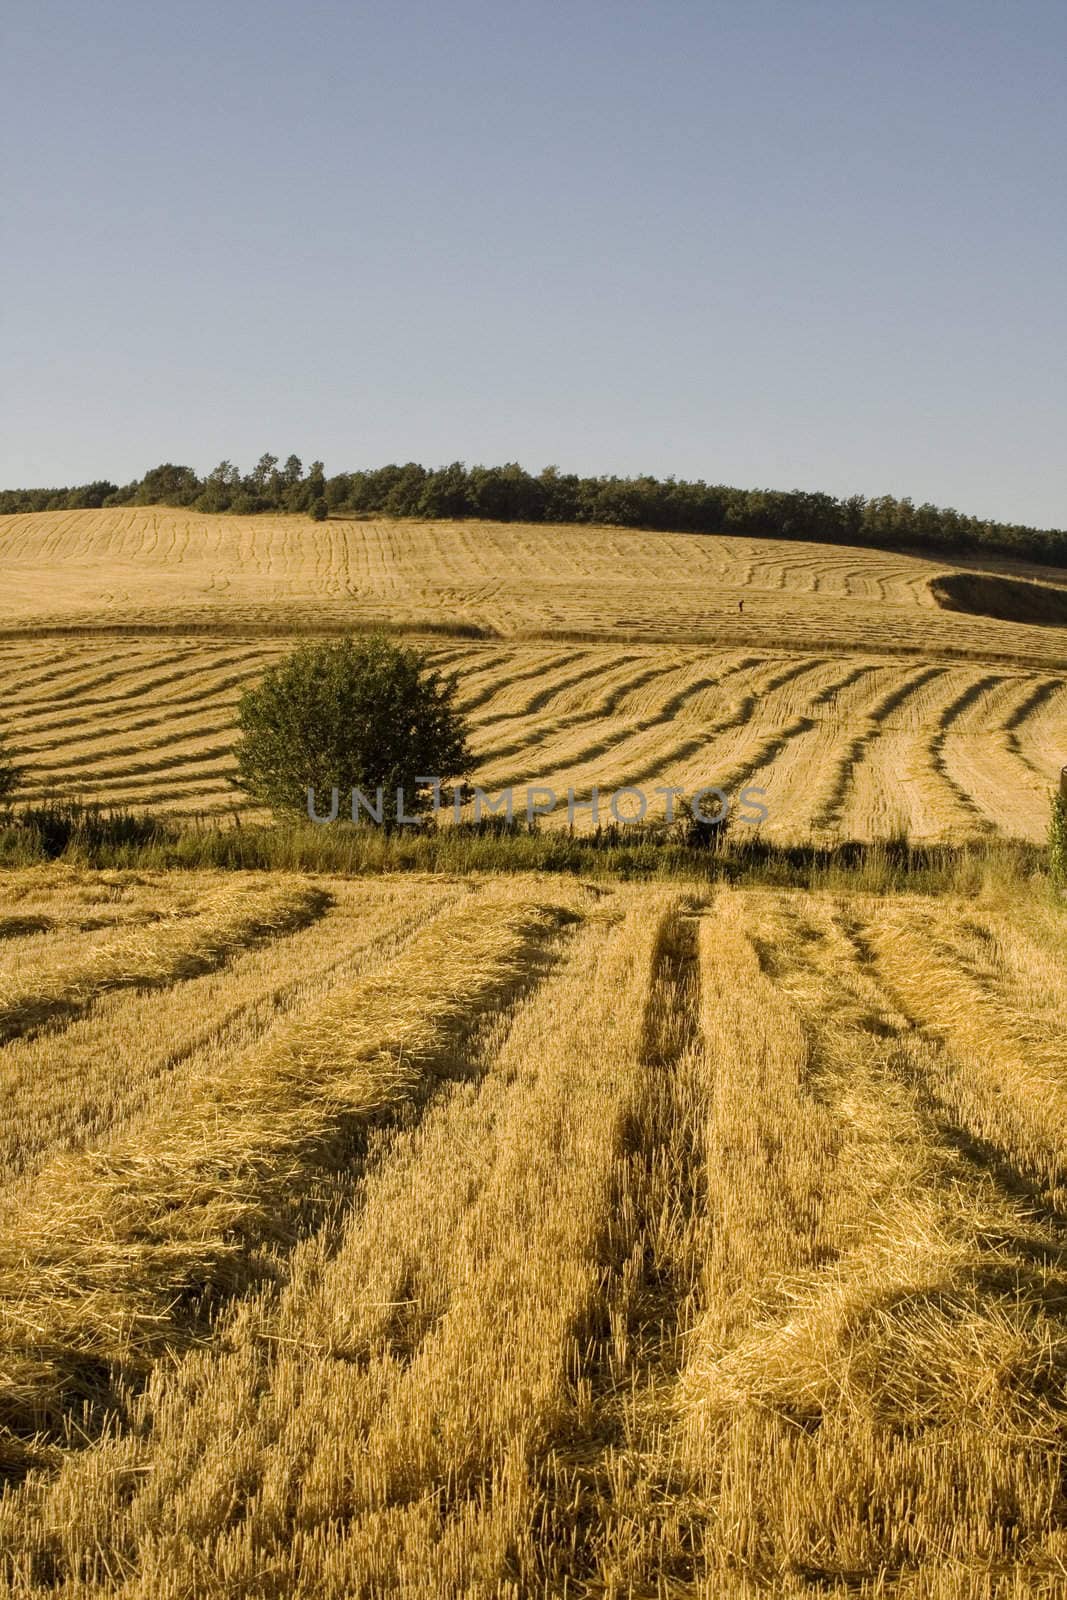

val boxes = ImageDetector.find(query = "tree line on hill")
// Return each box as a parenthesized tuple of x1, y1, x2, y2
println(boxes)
(2, 455, 1063, 566)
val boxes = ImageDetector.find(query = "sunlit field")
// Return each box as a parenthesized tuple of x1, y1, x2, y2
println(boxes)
(0, 870, 1065, 1594)
(4, 637, 1064, 841)
(4, 505, 1067, 658)
(2, 510, 1066, 843)
(1, 508, 1066, 1595)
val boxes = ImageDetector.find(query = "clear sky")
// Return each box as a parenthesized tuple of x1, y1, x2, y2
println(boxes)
(4, 0, 1065, 526)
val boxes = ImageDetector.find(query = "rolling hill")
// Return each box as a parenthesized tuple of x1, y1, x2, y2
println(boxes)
(2, 508, 1064, 841)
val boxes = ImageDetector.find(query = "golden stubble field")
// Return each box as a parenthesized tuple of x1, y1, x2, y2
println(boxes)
(4, 506, 1067, 659)
(0, 868, 1066, 1595)
(1, 508, 1065, 843)
(1, 508, 1067, 1596)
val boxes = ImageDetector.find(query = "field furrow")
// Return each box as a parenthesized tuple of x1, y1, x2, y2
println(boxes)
(937, 675, 1059, 838)
(664, 659, 866, 813)
(0, 878, 1063, 1594)
(19, 729, 236, 784)
(1007, 677, 1067, 786)
(467, 654, 688, 773)
(668, 891, 1067, 1592)
(496, 656, 819, 817)
(471, 655, 751, 797)
(832, 666, 1015, 841)
(0, 885, 582, 1477)
(2, 620, 1063, 841)
(744, 662, 887, 837)
(453, 647, 588, 714)
(9, 651, 283, 736)
(865, 902, 1067, 1214)
(0, 880, 469, 1183)
(0, 881, 329, 1045)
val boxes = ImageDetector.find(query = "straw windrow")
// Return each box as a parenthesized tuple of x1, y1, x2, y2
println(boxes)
(0, 880, 332, 1042)
(0, 888, 581, 1463)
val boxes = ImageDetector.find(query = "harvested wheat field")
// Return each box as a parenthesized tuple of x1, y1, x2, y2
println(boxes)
(3, 637, 1064, 842)
(1, 507, 1066, 1594)
(2, 509, 1064, 844)
(3, 507, 1067, 664)
(0, 868, 1065, 1596)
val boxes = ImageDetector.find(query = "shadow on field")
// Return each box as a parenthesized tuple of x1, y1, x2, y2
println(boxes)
(931, 571, 1067, 628)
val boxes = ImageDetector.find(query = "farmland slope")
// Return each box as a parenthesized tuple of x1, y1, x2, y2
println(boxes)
(1, 508, 1064, 841)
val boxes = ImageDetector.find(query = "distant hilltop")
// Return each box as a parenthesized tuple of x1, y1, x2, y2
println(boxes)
(2, 456, 1064, 568)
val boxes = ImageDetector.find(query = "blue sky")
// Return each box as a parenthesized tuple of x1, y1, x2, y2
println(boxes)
(4, 0, 1065, 526)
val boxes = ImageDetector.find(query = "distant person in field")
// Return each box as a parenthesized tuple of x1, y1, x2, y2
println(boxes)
(738, 598, 744, 614)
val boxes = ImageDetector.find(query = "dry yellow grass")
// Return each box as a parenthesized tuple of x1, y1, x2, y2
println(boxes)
(0, 870, 1064, 1595)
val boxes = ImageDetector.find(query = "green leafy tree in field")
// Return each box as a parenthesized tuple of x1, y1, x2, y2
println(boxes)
(418, 462, 470, 518)
(309, 497, 329, 521)
(233, 635, 470, 823)
(1051, 780, 1067, 885)
(287, 459, 325, 516)
(0, 729, 20, 807)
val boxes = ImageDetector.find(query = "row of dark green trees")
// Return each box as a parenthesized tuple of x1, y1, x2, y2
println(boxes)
(2, 455, 1064, 566)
